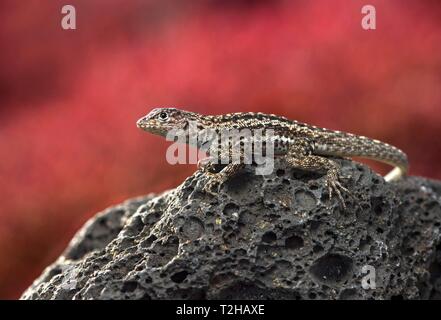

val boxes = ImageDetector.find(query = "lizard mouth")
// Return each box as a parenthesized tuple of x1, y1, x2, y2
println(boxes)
(136, 119, 167, 136)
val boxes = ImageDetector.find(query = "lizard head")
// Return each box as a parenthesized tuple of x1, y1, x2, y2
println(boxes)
(136, 107, 200, 137)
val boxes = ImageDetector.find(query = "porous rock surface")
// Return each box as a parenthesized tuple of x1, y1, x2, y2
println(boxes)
(21, 158, 441, 299)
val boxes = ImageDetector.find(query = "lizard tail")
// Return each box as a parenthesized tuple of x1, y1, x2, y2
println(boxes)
(314, 131, 409, 181)
(356, 139, 408, 181)
(384, 167, 405, 182)
(359, 141, 408, 181)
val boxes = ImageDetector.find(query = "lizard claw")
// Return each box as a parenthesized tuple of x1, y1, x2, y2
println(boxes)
(325, 173, 350, 209)
(197, 158, 216, 173)
(203, 172, 224, 195)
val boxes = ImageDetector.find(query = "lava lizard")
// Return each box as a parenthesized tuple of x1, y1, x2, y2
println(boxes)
(137, 108, 408, 208)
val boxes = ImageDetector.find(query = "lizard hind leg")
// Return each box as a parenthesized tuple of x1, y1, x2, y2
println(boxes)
(284, 143, 350, 209)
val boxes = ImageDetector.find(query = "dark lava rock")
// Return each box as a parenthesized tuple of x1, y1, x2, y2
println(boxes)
(21, 158, 441, 299)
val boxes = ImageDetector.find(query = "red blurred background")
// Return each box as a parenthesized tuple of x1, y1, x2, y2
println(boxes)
(0, 0, 440, 299)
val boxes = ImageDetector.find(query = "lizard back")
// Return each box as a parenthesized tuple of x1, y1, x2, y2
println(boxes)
(201, 111, 409, 180)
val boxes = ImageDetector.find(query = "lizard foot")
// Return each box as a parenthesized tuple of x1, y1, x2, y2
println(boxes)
(325, 172, 351, 209)
(201, 163, 244, 195)
(203, 172, 225, 195)
(197, 158, 217, 174)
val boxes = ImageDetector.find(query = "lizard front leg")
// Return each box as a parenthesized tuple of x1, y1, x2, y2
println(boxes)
(203, 162, 245, 194)
(201, 146, 245, 194)
(284, 141, 349, 208)
(197, 156, 217, 174)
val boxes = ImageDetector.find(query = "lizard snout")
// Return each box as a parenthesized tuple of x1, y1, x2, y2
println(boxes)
(136, 116, 162, 135)
(136, 117, 147, 129)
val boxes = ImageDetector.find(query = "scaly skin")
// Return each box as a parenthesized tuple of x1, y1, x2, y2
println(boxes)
(137, 108, 409, 208)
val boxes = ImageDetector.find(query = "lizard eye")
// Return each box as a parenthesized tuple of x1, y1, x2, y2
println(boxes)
(158, 111, 169, 121)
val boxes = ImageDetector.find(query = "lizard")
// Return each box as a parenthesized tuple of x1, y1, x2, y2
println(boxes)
(136, 107, 408, 208)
